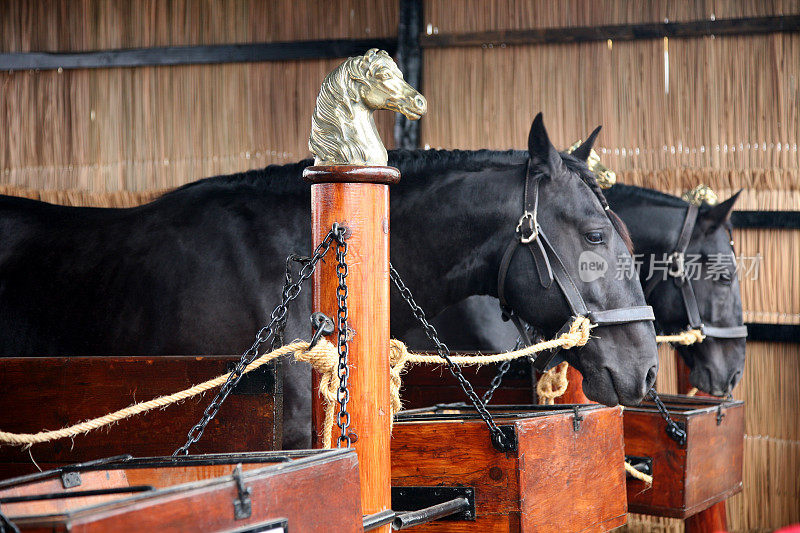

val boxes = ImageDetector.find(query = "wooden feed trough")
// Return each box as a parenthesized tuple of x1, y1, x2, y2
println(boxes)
(623, 394, 744, 518)
(0, 450, 361, 532)
(391, 403, 628, 532)
(0, 356, 282, 480)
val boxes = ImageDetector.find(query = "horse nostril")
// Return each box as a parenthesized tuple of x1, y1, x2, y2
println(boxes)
(645, 365, 658, 391)
(414, 96, 427, 110)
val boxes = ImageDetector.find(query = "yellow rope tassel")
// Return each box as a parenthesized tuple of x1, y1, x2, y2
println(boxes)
(536, 362, 570, 405)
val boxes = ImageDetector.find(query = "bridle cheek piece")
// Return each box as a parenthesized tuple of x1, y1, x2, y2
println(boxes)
(497, 160, 656, 372)
(644, 204, 748, 341)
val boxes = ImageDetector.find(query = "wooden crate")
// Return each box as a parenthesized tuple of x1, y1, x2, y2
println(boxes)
(0, 450, 361, 532)
(391, 403, 628, 532)
(623, 394, 745, 518)
(0, 356, 282, 480)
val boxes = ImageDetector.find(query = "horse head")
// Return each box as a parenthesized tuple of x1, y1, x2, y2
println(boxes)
(500, 114, 659, 406)
(357, 49, 427, 120)
(653, 193, 745, 396)
(309, 49, 426, 166)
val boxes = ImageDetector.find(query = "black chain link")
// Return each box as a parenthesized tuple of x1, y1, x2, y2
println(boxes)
(334, 232, 352, 447)
(173, 225, 347, 456)
(389, 264, 512, 451)
(482, 334, 527, 404)
(648, 389, 687, 446)
(0, 509, 20, 533)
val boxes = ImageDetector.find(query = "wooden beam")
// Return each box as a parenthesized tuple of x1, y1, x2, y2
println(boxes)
(0, 38, 397, 71)
(731, 210, 800, 229)
(393, 0, 424, 149)
(421, 15, 800, 48)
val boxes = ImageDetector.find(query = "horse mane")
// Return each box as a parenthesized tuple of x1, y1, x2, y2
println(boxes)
(164, 148, 634, 254)
(607, 183, 689, 208)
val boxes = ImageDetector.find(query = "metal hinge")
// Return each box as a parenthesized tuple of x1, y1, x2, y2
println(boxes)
(232, 464, 252, 520)
(717, 404, 726, 425)
(572, 405, 584, 432)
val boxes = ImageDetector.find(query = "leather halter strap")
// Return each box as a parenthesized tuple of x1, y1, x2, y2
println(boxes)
(497, 161, 656, 371)
(644, 204, 748, 340)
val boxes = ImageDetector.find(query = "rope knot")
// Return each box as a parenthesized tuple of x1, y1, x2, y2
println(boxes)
(560, 316, 593, 349)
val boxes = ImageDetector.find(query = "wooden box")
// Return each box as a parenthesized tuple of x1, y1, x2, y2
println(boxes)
(623, 394, 744, 518)
(0, 356, 281, 480)
(391, 403, 628, 532)
(0, 450, 361, 532)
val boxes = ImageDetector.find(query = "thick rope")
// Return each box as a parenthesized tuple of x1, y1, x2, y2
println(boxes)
(655, 328, 705, 345)
(624, 461, 654, 484)
(0, 317, 594, 449)
(0, 340, 338, 448)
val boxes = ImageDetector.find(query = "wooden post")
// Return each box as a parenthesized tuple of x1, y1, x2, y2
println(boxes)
(304, 165, 399, 532)
(676, 355, 729, 533)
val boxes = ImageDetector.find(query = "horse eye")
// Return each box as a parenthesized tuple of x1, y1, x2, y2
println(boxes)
(378, 71, 392, 80)
(718, 272, 733, 285)
(584, 231, 605, 245)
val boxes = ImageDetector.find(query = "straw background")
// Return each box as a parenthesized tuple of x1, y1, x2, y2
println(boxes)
(1, 1, 798, 531)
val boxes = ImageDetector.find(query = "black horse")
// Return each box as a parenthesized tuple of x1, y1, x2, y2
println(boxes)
(418, 135, 746, 397)
(0, 115, 658, 448)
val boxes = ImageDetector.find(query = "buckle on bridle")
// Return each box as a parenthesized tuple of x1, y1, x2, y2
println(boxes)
(516, 211, 538, 244)
(667, 251, 685, 278)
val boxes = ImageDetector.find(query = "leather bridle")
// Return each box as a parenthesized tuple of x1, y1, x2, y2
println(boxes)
(643, 204, 748, 341)
(497, 161, 656, 372)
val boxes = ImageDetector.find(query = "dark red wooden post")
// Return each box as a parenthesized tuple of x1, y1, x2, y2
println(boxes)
(304, 165, 399, 532)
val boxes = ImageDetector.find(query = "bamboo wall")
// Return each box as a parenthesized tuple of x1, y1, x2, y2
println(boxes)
(0, 0, 398, 191)
(1, 1, 799, 531)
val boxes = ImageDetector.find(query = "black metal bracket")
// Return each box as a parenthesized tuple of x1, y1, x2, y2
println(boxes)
(572, 405, 584, 432)
(717, 405, 726, 425)
(666, 421, 688, 446)
(60, 471, 81, 489)
(232, 464, 252, 520)
(491, 425, 518, 453)
(391, 486, 476, 522)
(624, 455, 653, 477)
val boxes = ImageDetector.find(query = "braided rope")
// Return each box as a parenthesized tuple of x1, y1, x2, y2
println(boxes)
(536, 362, 570, 405)
(0, 317, 594, 449)
(624, 461, 654, 484)
(655, 328, 705, 345)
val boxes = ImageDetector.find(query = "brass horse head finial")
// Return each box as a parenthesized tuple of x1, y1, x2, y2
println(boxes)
(566, 140, 616, 188)
(309, 49, 427, 166)
(682, 184, 719, 206)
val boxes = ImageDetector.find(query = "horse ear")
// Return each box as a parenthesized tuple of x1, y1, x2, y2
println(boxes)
(528, 113, 563, 175)
(571, 125, 602, 161)
(699, 190, 742, 231)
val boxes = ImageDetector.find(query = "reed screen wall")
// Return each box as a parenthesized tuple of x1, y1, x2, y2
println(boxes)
(1, 1, 798, 531)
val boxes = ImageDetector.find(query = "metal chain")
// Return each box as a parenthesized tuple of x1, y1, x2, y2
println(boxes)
(334, 233, 351, 447)
(0, 509, 20, 533)
(389, 264, 511, 451)
(648, 389, 687, 446)
(173, 225, 346, 456)
(482, 333, 526, 404)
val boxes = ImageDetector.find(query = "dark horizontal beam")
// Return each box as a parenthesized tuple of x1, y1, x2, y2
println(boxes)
(745, 323, 800, 343)
(0, 38, 397, 71)
(421, 15, 800, 48)
(731, 211, 800, 229)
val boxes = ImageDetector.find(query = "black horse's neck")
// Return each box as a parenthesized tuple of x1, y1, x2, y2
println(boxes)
(165, 149, 529, 336)
(604, 184, 689, 255)
(388, 150, 527, 334)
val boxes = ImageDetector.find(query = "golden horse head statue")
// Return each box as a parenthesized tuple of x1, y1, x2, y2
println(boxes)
(309, 49, 427, 166)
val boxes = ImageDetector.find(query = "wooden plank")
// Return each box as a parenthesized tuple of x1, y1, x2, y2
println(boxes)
(0, 39, 397, 71)
(421, 15, 800, 48)
(0, 356, 280, 480)
(517, 407, 627, 532)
